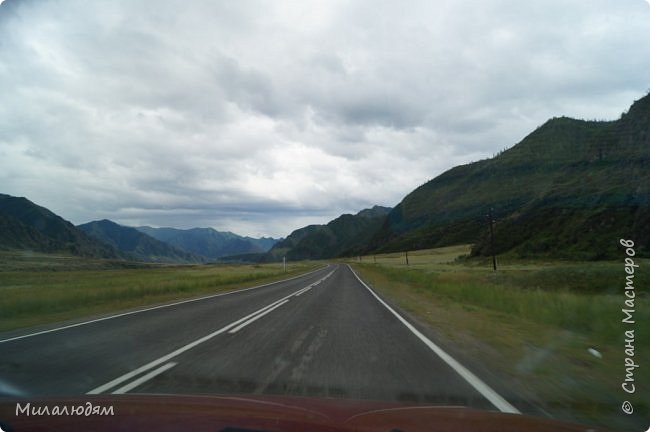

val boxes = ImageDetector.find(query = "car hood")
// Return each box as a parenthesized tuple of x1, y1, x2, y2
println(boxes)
(0, 394, 601, 432)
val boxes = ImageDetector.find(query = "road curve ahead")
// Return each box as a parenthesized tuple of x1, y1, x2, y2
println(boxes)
(0, 264, 519, 413)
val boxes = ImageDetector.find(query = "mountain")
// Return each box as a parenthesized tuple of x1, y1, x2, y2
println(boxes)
(267, 205, 392, 260)
(0, 212, 57, 251)
(0, 194, 120, 258)
(247, 236, 280, 252)
(265, 225, 323, 261)
(78, 220, 202, 263)
(0, 193, 279, 263)
(136, 226, 280, 260)
(369, 92, 650, 259)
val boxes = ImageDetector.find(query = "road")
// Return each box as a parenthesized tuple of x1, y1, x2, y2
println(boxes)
(0, 264, 520, 413)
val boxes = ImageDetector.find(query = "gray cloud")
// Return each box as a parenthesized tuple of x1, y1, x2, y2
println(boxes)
(1, 0, 649, 237)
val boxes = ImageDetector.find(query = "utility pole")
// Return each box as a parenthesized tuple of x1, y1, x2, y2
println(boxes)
(283, 256, 286, 272)
(488, 208, 497, 271)
(405, 250, 409, 266)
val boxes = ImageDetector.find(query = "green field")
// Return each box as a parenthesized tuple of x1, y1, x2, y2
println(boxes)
(0, 252, 320, 332)
(347, 245, 649, 431)
(2, 248, 647, 429)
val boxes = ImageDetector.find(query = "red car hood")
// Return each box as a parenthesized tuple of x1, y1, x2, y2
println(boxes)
(0, 394, 601, 432)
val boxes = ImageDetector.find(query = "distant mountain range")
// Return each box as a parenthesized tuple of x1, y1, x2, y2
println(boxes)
(136, 226, 279, 260)
(78, 220, 202, 263)
(3, 92, 648, 262)
(0, 194, 119, 259)
(0, 194, 280, 263)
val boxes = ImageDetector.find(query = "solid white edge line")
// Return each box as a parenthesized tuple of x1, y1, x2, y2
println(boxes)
(87, 268, 338, 395)
(227, 299, 290, 334)
(112, 362, 177, 394)
(347, 264, 521, 415)
(0, 265, 330, 344)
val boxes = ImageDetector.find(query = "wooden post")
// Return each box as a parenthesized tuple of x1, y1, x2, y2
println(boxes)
(489, 208, 497, 271)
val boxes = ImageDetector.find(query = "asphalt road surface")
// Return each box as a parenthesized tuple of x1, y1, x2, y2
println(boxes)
(0, 264, 520, 413)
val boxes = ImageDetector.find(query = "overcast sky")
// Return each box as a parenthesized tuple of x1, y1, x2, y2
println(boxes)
(1, 0, 649, 238)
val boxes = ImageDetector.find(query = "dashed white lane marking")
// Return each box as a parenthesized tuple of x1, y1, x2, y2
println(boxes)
(228, 299, 290, 334)
(87, 268, 336, 394)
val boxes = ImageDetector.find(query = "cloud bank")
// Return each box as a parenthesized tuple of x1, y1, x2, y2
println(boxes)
(1, 0, 649, 237)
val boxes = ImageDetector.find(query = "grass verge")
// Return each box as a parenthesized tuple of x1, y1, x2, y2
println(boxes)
(0, 259, 320, 333)
(348, 245, 648, 431)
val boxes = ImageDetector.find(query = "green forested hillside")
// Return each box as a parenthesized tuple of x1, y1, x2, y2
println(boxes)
(0, 194, 120, 258)
(369, 93, 650, 259)
(78, 220, 202, 263)
(267, 206, 391, 260)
